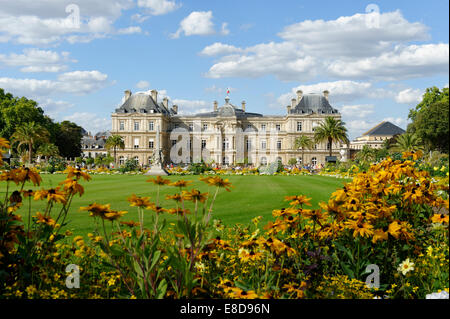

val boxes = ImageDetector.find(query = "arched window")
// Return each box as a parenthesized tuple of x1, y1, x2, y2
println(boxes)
(311, 157, 317, 166)
(133, 156, 139, 164)
(119, 156, 125, 165)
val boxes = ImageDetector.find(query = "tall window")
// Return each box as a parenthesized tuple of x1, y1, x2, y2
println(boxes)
(134, 121, 140, 131)
(260, 157, 267, 165)
(261, 140, 267, 150)
(312, 157, 317, 166)
(134, 138, 139, 149)
(246, 139, 252, 151)
(119, 121, 124, 131)
(202, 123, 208, 131)
(148, 121, 154, 131)
(223, 138, 229, 151)
(297, 122, 302, 132)
(189, 123, 193, 131)
(261, 124, 266, 131)
(149, 139, 154, 149)
(276, 124, 281, 131)
(201, 139, 207, 149)
(277, 140, 282, 150)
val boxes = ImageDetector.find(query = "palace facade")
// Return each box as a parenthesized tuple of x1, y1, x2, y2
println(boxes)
(110, 89, 343, 167)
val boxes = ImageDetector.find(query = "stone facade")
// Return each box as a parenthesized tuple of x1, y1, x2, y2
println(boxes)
(111, 89, 343, 167)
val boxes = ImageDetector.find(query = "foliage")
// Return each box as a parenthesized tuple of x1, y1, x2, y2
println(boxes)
(46, 157, 67, 173)
(55, 121, 83, 159)
(188, 161, 209, 175)
(408, 86, 449, 153)
(119, 159, 140, 173)
(314, 117, 349, 157)
(1, 137, 448, 299)
(11, 122, 50, 164)
(105, 135, 125, 166)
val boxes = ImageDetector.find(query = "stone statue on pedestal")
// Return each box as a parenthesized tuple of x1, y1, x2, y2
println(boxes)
(144, 125, 169, 176)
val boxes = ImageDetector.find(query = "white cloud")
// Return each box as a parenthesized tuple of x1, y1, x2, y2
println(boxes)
(63, 112, 111, 133)
(136, 80, 150, 89)
(220, 23, 230, 35)
(0, 70, 110, 97)
(171, 11, 227, 39)
(172, 99, 210, 114)
(277, 80, 376, 107)
(137, 0, 180, 16)
(200, 10, 447, 82)
(278, 10, 429, 58)
(339, 104, 375, 119)
(0, 0, 139, 45)
(395, 88, 423, 104)
(0, 48, 76, 73)
(37, 98, 74, 118)
(327, 44, 449, 80)
(117, 26, 142, 35)
(200, 42, 244, 56)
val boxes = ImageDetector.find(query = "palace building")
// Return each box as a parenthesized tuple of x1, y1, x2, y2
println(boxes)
(110, 89, 343, 167)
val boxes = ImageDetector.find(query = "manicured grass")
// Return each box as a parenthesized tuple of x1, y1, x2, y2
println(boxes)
(5, 174, 348, 238)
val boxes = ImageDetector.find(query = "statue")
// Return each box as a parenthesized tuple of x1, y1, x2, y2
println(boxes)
(144, 125, 169, 176)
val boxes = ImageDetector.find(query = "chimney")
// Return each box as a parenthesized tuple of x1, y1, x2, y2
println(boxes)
(296, 90, 303, 103)
(163, 97, 168, 109)
(124, 90, 132, 101)
(172, 104, 178, 114)
(241, 101, 246, 111)
(213, 100, 218, 112)
(287, 105, 291, 113)
(151, 90, 158, 103)
(323, 90, 329, 100)
(291, 98, 297, 108)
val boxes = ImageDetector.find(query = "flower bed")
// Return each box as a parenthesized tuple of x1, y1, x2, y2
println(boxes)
(1, 138, 448, 299)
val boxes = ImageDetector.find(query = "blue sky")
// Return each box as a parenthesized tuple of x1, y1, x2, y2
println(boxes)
(0, 0, 448, 139)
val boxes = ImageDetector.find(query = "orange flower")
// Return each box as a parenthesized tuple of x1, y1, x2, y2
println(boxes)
(34, 187, 67, 204)
(170, 180, 192, 188)
(60, 178, 85, 196)
(147, 176, 171, 186)
(285, 195, 312, 207)
(201, 176, 233, 191)
(182, 189, 208, 203)
(34, 212, 56, 227)
(127, 194, 153, 208)
(64, 166, 91, 181)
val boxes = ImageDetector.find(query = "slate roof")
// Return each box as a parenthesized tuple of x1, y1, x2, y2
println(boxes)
(81, 136, 106, 148)
(290, 93, 339, 114)
(362, 121, 405, 136)
(115, 93, 176, 115)
(192, 98, 263, 118)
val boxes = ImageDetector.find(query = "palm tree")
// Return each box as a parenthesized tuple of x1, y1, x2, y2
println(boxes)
(314, 117, 349, 157)
(105, 135, 125, 167)
(11, 122, 49, 164)
(356, 145, 376, 165)
(36, 143, 59, 163)
(294, 135, 313, 165)
(391, 133, 423, 153)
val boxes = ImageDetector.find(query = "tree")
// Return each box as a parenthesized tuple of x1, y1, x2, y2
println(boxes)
(36, 143, 59, 162)
(94, 154, 114, 168)
(105, 135, 125, 167)
(11, 122, 50, 164)
(314, 117, 349, 157)
(294, 135, 313, 165)
(355, 145, 376, 165)
(55, 121, 83, 159)
(391, 133, 423, 153)
(408, 87, 449, 153)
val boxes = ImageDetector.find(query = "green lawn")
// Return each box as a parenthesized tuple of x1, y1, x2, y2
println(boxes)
(5, 174, 347, 238)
